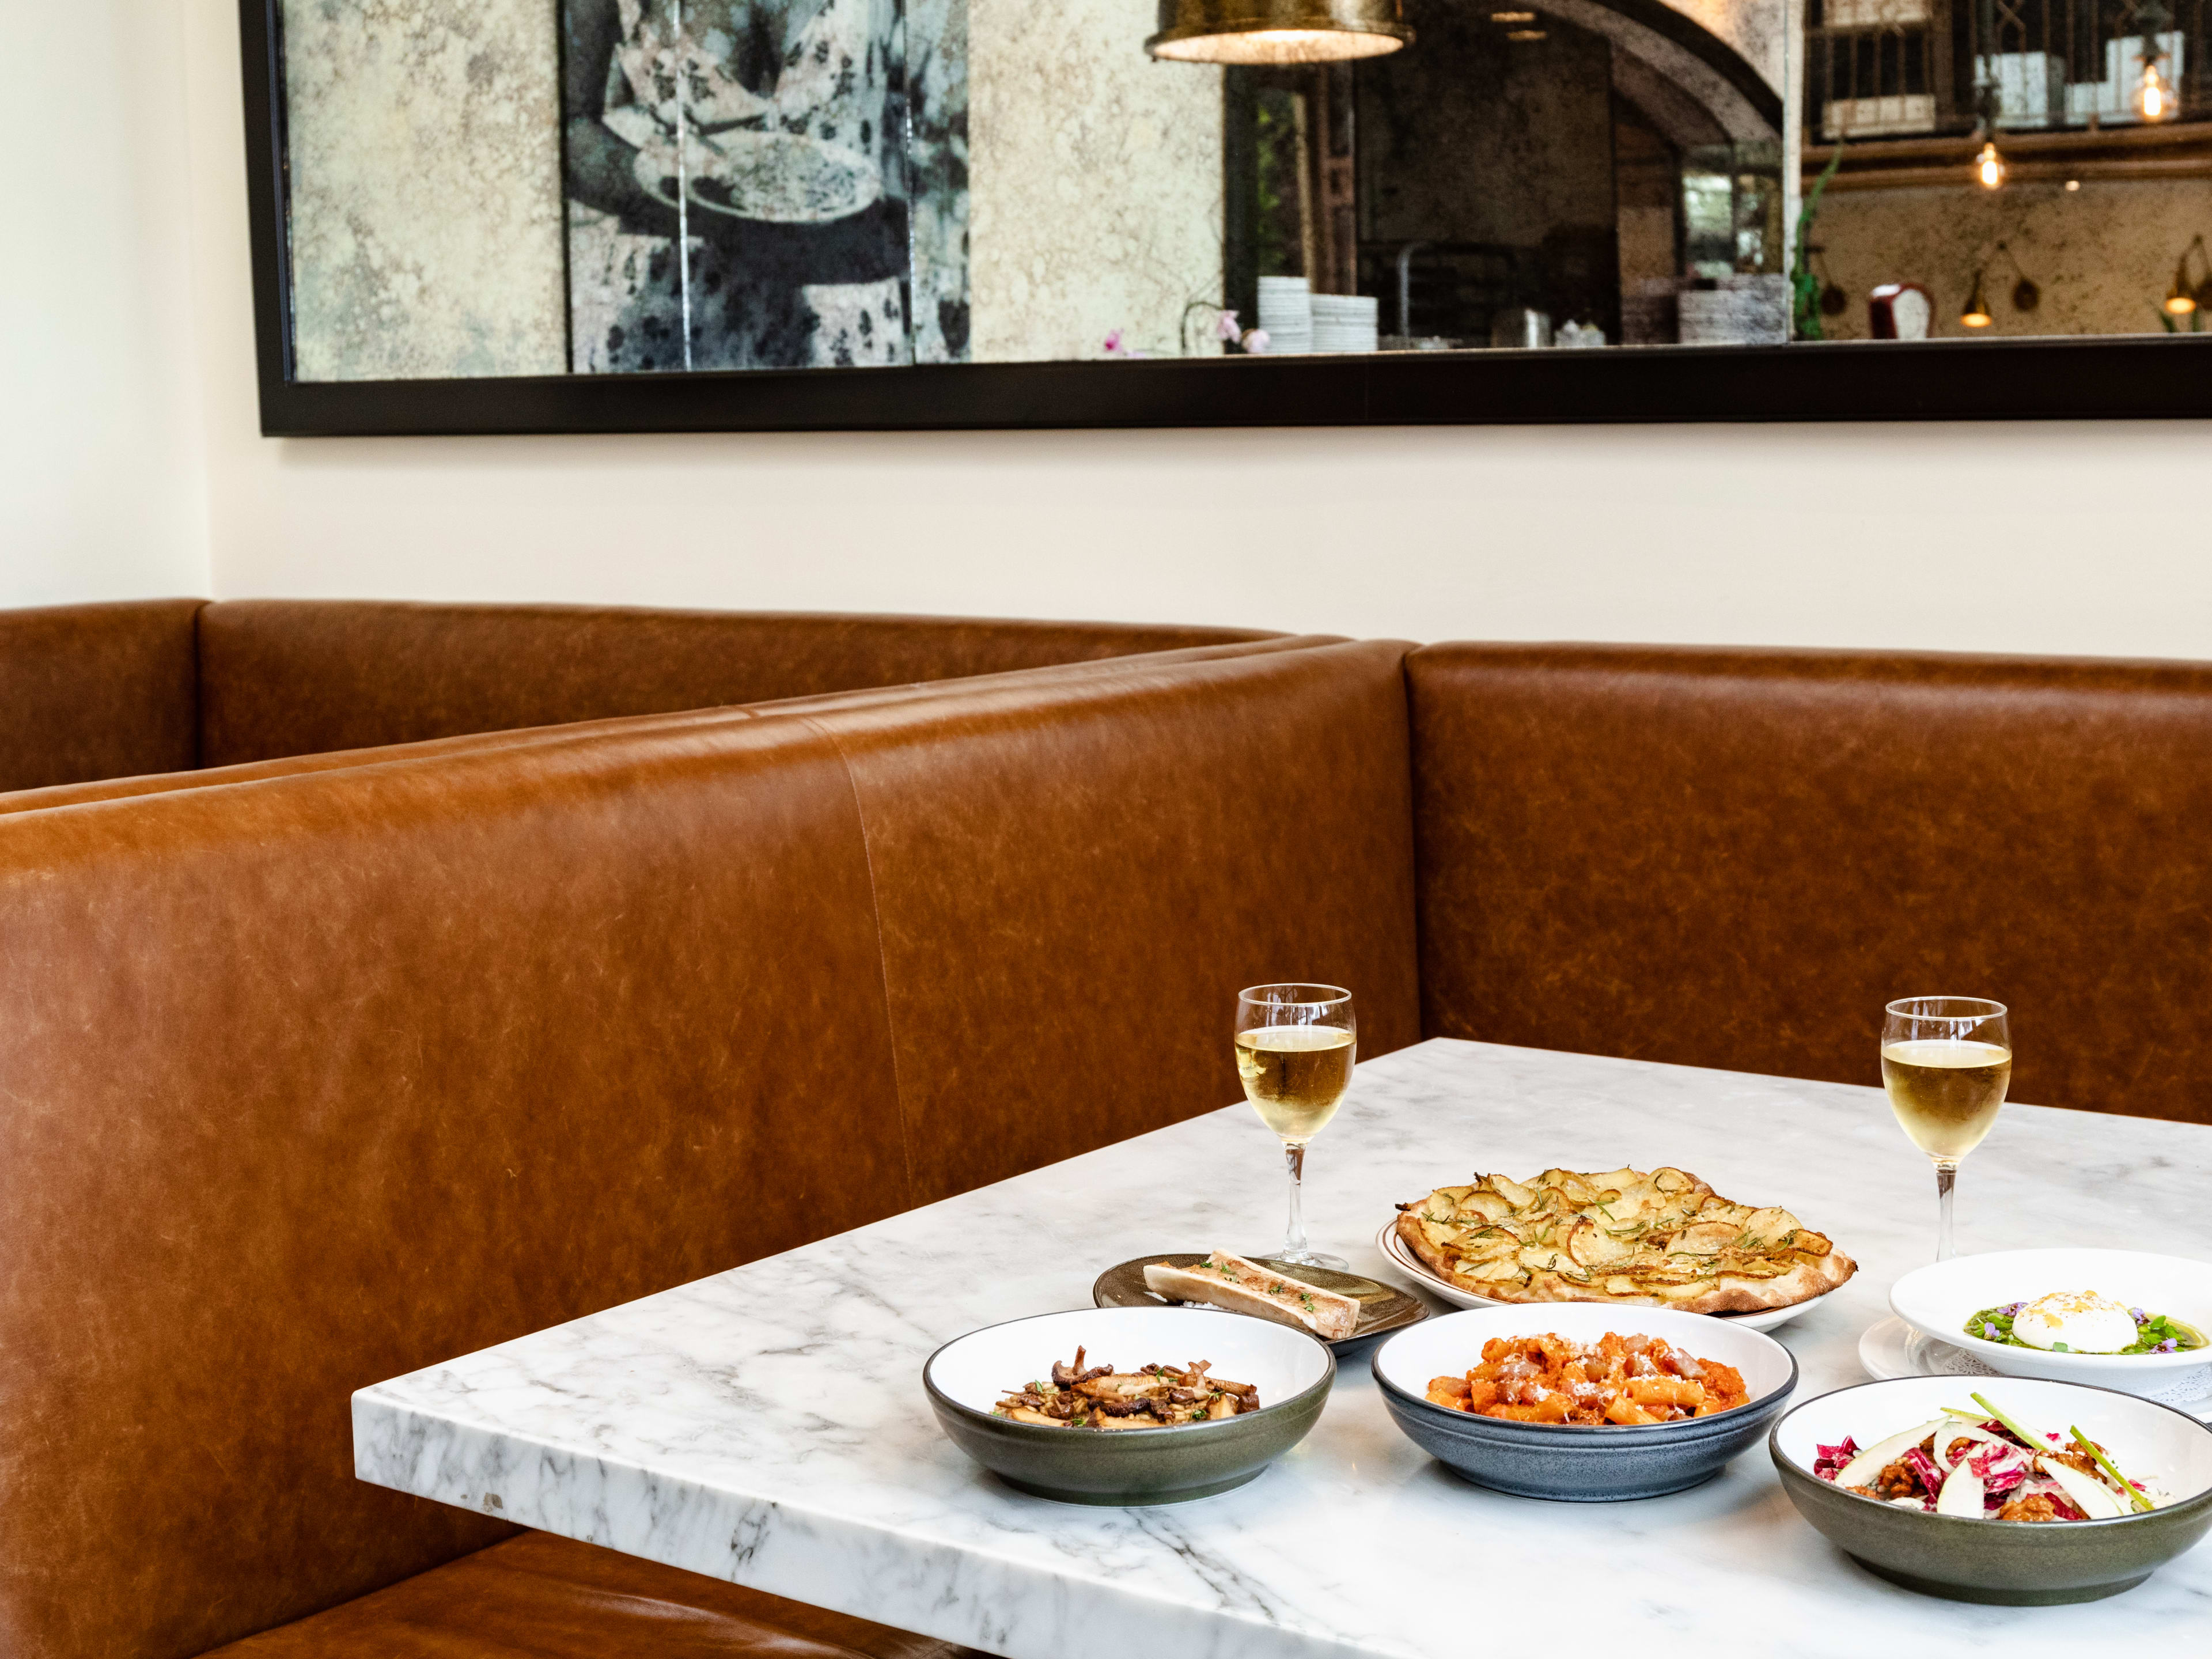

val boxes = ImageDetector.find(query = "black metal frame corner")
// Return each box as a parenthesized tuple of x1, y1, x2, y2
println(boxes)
(237, 0, 2212, 437)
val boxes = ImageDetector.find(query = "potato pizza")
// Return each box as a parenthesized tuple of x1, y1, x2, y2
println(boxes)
(1395, 1166, 1855, 1315)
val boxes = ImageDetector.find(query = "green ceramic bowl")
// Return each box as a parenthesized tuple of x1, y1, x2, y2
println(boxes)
(1771, 1376, 2212, 1604)
(924, 1305, 1335, 1505)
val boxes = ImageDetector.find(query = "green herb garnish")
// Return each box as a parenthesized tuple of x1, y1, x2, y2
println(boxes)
(2071, 1425, 2154, 1513)
(1965, 1303, 2207, 1355)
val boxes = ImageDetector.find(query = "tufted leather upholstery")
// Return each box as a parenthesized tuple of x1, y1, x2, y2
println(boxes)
(196, 601, 1280, 768)
(0, 635, 1414, 1659)
(202, 1533, 986, 1659)
(1410, 642, 2212, 1126)
(0, 600, 202, 791)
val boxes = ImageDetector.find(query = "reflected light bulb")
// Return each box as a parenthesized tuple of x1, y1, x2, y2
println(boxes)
(1975, 142, 2006, 190)
(2165, 281, 2198, 317)
(2139, 60, 2174, 121)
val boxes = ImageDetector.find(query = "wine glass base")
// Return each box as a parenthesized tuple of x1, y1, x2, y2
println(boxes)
(1269, 1248, 1350, 1271)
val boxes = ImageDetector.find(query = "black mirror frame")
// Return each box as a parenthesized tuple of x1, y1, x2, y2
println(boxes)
(238, 0, 2212, 436)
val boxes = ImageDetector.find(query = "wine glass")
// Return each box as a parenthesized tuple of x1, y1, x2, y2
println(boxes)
(1235, 984, 1355, 1270)
(1881, 997, 2012, 1262)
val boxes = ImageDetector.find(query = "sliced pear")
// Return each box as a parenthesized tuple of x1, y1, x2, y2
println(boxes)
(1835, 1420, 1952, 1490)
(2038, 1458, 2126, 1520)
(1934, 1465, 1984, 1517)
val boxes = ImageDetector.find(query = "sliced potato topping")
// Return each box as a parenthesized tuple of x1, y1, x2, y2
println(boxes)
(1394, 1165, 1854, 1310)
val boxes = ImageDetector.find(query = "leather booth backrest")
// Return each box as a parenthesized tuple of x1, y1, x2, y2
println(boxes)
(1410, 643, 2212, 1126)
(0, 717, 909, 1659)
(0, 600, 202, 791)
(0, 636, 1337, 822)
(196, 600, 1281, 767)
(811, 637, 1424, 1202)
(0, 639, 1418, 1659)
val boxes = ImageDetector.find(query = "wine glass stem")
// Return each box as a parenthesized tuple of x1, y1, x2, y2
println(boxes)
(1936, 1161, 1959, 1262)
(1283, 1140, 1309, 1257)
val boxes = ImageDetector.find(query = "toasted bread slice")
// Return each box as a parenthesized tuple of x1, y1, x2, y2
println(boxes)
(1143, 1250, 1360, 1340)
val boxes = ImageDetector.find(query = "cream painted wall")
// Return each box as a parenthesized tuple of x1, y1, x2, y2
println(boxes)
(134, 2, 2212, 661)
(2, 1, 209, 608)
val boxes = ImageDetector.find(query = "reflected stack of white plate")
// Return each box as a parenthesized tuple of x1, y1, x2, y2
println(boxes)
(1310, 293, 1380, 354)
(1257, 276, 1313, 355)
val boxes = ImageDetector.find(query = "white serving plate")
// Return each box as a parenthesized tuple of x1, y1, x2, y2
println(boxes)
(1374, 1301, 1797, 1407)
(1890, 1248, 2212, 1397)
(1857, 1313, 2212, 1421)
(1376, 1219, 1834, 1333)
(925, 1305, 1331, 1418)
(1772, 1373, 2212, 1509)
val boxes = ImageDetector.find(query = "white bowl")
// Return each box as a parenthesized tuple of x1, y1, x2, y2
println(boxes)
(925, 1305, 1331, 1418)
(1891, 1249, 2212, 1396)
(1376, 1219, 1835, 1333)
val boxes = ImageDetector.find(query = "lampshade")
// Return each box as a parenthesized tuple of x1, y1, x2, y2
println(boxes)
(1961, 271, 1994, 329)
(1149, 0, 1413, 63)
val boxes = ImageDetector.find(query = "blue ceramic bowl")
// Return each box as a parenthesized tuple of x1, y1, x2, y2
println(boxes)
(1373, 1305, 1798, 1501)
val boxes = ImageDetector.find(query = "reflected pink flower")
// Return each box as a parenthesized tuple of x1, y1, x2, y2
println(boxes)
(1241, 328, 1271, 355)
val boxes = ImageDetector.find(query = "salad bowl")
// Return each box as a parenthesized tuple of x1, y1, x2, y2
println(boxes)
(1890, 1248, 2212, 1397)
(1771, 1376, 2212, 1604)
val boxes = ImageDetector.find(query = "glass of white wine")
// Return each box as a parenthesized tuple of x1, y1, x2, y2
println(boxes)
(1881, 996, 2012, 1262)
(1236, 983, 1356, 1270)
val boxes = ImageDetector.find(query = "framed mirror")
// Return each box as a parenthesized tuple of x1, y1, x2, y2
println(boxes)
(239, 0, 2212, 431)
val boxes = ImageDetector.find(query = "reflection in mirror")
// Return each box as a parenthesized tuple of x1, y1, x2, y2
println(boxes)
(270, 0, 2212, 381)
(1798, 0, 2211, 340)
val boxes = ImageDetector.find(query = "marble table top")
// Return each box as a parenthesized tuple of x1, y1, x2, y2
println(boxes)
(356, 1040, 2212, 1658)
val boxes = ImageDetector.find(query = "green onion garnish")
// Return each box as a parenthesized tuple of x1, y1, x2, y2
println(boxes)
(2070, 1426, 2153, 1514)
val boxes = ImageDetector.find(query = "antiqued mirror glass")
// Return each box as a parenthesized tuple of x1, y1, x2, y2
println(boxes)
(270, 0, 2211, 388)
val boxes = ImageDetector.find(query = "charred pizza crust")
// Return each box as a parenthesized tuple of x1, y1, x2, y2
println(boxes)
(1393, 1166, 1856, 1314)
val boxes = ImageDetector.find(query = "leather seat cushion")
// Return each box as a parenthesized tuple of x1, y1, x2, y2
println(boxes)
(202, 1532, 987, 1658)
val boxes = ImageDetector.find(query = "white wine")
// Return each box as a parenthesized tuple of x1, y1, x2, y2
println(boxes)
(1236, 1025, 1355, 1142)
(1881, 1039, 2012, 1161)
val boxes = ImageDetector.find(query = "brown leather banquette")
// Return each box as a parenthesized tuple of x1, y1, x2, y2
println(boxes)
(9, 603, 2212, 1659)
(0, 616, 1417, 1659)
(0, 598, 1281, 791)
(1409, 642, 2212, 1127)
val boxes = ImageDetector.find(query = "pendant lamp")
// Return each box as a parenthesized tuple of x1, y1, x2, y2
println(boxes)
(1148, 0, 1413, 63)
(1960, 269, 1994, 329)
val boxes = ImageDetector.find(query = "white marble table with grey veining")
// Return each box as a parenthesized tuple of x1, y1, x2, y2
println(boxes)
(354, 1040, 2212, 1657)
